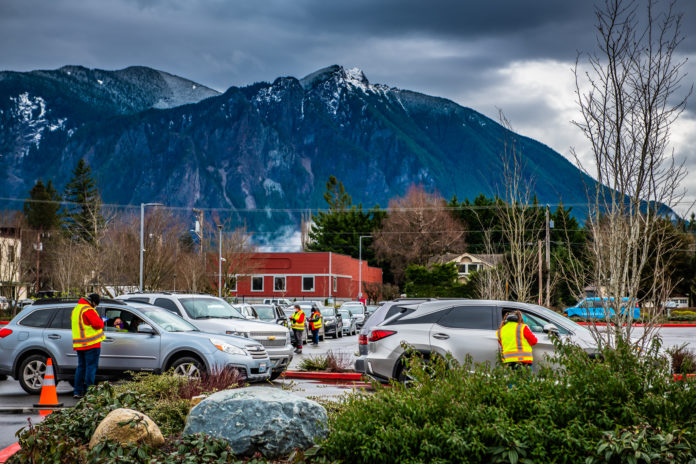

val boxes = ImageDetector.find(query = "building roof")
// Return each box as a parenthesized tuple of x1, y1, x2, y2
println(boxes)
(428, 252, 503, 267)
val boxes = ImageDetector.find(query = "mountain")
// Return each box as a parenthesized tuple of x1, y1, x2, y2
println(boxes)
(0, 64, 594, 239)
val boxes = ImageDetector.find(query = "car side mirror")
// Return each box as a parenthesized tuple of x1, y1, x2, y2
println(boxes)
(137, 323, 155, 335)
(543, 324, 559, 336)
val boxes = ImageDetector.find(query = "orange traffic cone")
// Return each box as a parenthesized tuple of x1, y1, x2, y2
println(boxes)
(33, 358, 63, 416)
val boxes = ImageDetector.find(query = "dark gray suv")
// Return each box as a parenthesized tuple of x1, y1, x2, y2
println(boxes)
(0, 299, 271, 394)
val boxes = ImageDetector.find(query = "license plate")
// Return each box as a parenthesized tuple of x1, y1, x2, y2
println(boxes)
(259, 363, 267, 373)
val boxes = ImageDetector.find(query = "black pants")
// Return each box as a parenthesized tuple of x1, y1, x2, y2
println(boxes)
(292, 329, 303, 349)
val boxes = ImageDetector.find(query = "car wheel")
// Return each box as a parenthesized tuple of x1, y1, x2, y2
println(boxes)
(19, 354, 47, 395)
(0, 374, 7, 381)
(269, 370, 284, 381)
(170, 356, 205, 379)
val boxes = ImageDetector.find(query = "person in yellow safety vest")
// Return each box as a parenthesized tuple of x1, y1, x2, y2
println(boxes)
(309, 307, 322, 346)
(290, 304, 306, 354)
(71, 293, 105, 399)
(496, 310, 538, 371)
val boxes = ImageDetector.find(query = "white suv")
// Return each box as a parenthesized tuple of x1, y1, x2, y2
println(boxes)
(117, 293, 293, 380)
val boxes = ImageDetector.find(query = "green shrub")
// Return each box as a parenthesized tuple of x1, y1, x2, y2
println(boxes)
(318, 340, 696, 463)
(299, 355, 329, 371)
(10, 372, 249, 463)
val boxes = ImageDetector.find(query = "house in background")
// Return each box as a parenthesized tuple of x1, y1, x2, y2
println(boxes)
(429, 252, 503, 282)
(0, 226, 27, 301)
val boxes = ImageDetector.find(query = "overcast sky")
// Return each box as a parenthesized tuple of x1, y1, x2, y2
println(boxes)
(2, 0, 695, 215)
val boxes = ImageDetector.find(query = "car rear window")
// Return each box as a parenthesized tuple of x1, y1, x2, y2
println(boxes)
(437, 305, 495, 330)
(48, 308, 72, 329)
(19, 309, 54, 328)
(154, 298, 182, 316)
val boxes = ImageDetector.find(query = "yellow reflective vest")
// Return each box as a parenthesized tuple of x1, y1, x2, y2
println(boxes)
(72, 301, 105, 349)
(290, 310, 306, 330)
(309, 311, 322, 330)
(497, 322, 533, 363)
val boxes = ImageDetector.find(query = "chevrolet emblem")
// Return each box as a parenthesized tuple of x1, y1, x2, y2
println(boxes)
(268, 336, 276, 340)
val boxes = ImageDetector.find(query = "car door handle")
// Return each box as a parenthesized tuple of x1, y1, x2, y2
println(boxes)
(433, 333, 450, 340)
(103, 338, 115, 343)
(47, 334, 61, 340)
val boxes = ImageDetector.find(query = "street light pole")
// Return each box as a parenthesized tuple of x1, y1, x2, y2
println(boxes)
(358, 235, 372, 300)
(217, 224, 223, 298)
(139, 202, 163, 292)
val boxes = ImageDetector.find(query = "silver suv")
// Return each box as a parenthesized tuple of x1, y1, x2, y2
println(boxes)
(118, 293, 293, 380)
(363, 299, 598, 382)
(0, 299, 271, 394)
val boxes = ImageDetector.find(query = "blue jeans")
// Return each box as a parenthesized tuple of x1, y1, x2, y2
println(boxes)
(74, 347, 100, 396)
(312, 329, 319, 345)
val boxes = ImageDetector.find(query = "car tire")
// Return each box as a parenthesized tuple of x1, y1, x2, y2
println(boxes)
(170, 356, 205, 379)
(18, 354, 48, 395)
(269, 370, 284, 381)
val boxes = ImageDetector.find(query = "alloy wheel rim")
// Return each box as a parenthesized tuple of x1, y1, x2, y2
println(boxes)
(25, 360, 46, 388)
(174, 363, 201, 379)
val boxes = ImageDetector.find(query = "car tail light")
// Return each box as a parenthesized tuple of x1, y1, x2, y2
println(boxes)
(359, 334, 368, 345)
(0, 328, 12, 338)
(368, 330, 396, 342)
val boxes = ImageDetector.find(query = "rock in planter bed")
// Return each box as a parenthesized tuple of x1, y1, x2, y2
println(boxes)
(89, 408, 165, 449)
(183, 386, 328, 457)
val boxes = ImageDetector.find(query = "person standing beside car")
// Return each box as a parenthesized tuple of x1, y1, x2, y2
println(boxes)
(290, 304, 305, 354)
(71, 293, 105, 398)
(496, 310, 537, 371)
(309, 307, 322, 346)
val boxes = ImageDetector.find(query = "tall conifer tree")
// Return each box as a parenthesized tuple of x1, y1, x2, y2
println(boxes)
(63, 159, 104, 242)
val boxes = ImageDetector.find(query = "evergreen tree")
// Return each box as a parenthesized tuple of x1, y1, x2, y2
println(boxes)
(63, 159, 104, 242)
(306, 176, 385, 264)
(23, 179, 62, 231)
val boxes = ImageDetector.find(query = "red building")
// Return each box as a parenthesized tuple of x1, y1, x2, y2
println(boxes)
(227, 252, 382, 301)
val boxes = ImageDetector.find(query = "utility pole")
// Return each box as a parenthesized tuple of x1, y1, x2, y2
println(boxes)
(192, 209, 204, 256)
(217, 224, 223, 298)
(538, 240, 543, 305)
(358, 235, 372, 301)
(545, 205, 551, 307)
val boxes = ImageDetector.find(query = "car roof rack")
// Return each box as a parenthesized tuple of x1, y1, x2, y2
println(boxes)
(33, 298, 127, 306)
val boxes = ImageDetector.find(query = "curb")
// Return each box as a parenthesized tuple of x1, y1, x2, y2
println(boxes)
(281, 371, 364, 381)
(577, 322, 696, 327)
(0, 442, 20, 463)
(0, 321, 8, 325)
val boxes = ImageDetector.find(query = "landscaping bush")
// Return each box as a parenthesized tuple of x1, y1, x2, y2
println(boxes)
(298, 350, 353, 373)
(667, 344, 696, 375)
(318, 339, 696, 463)
(9, 371, 247, 464)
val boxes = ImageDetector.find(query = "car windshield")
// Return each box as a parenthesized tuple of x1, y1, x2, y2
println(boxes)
(252, 305, 276, 320)
(344, 305, 363, 315)
(338, 309, 350, 319)
(179, 297, 245, 320)
(320, 308, 334, 316)
(527, 304, 584, 330)
(139, 308, 199, 332)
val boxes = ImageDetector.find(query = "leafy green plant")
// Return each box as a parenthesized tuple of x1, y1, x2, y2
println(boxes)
(667, 344, 696, 375)
(317, 339, 696, 463)
(299, 355, 329, 372)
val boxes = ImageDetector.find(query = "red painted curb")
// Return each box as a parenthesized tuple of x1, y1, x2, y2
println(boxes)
(0, 321, 8, 325)
(281, 371, 364, 381)
(0, 442, 20, 463)
(577, 322, 696, 327)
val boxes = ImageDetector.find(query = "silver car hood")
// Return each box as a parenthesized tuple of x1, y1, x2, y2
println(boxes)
(178, 330, 263, 347)
(190, 318, 289, 336)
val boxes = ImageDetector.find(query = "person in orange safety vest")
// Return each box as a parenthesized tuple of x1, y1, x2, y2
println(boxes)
(290, 304, 306, 354)
(496, 310, 538, 371)
(71, 293, 105, 398)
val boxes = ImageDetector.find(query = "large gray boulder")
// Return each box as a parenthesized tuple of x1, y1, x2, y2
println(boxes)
(183, 386, 328, 457)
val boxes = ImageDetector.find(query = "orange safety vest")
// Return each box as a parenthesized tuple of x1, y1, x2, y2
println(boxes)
(290, 310, 306, 330)
(72, 301, 105, 349)
(497, 322, 533, 363)
(309, 311, 322, 330)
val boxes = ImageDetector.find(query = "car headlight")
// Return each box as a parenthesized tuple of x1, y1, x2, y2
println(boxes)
(325, 317, 335, 323)
(226, 330, 250, 338)
(211, 338, 246, 356)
